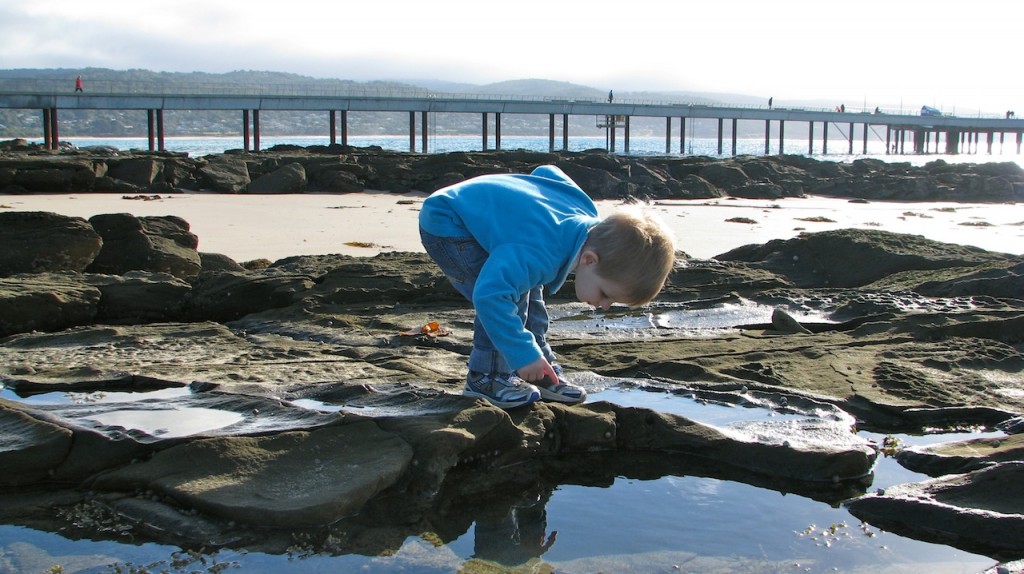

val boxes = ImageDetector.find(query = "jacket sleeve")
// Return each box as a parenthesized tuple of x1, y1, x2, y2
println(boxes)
(471, 244, 552, 371)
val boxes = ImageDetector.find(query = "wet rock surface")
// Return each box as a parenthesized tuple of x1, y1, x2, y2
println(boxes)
(847, 462, 1024, 558)
(1, 147, 1024, 564)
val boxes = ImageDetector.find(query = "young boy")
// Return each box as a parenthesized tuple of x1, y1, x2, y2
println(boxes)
(419, 165, 676, 409)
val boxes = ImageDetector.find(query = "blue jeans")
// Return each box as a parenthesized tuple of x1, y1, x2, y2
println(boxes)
(420, 228, 555, 375)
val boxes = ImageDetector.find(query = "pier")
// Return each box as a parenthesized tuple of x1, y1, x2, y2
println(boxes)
(2, 88, 1021, 157)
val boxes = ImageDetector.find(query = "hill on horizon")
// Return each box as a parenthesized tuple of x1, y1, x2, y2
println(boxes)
(0, 67, 765, 104)
(0, 68, 853, 139)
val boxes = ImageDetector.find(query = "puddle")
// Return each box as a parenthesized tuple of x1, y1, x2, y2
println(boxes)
(590, 383, 1003, 479)
(84, 407, 245, 438)
(551, 300, 831, 336)
(498, 388, 1000, 572)
(0, 385, 191, 406)
(1, 384, 243, 439)
(587, 385, 845, 425)
(287, 397, 382, 415)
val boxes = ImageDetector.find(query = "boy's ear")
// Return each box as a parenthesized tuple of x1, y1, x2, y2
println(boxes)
(580, 249, 600, 266)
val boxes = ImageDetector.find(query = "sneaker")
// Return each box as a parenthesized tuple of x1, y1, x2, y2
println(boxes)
(536, 364, 587, 404)
(464, 371, 540, 409)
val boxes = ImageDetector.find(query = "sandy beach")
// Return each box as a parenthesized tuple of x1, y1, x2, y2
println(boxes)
(2, 191, 1022, 262)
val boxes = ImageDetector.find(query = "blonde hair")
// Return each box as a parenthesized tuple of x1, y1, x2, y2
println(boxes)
(584, 207, 677, 306)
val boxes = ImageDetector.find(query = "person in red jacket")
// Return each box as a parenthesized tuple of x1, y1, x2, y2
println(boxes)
(75, 76, 83, 92)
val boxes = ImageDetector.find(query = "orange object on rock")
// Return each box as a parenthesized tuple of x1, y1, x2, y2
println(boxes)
(399, 321, 450, 337)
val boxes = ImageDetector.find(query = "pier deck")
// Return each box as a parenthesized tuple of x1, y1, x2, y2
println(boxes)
(1, 89, 1020, 156)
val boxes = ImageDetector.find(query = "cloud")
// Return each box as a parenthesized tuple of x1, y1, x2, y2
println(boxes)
(0, 0, 1020, 113)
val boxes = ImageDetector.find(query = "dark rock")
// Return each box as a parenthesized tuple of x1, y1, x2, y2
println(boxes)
(186, 269, 315, 322)
(555, 161, 628, 199)
(677, 174, 724, 198)
(85, 271, 191, 323)
(912, 260, 1024, 300)
(699, 162, 751, 190)
(733, 181, 785, 199)
(420, 171, 468, 193)
(308, 165, 364, 192)
(86, 213, 201, 279)
(715, 228, 1010, 288)
(0, 400, 73, 486)
(847, 462, 1024, 557)
(160, 157, 198, 189)
(92, 175, 145, 193)
(100, 496, 242, 547)
(896, 433, 1024, 476)
(661, 259, 792, 301)
(246, 162, 306, 194)
(0, 211, 102, 276)
(0, 138, 36, 152)
(197, 156, 250, 193)
(0, 273, 101, 337)
(199, 252, 245, 272)
(5, 157, 101, 192)
(305, 251, 456, 305)
(264, 144, 305, 153)
(807, 161, 851, 179)
(74, 145, 121, 156)
(2, 143, 1024, 201)
(999, 416, 1024, 434)
(974, 162, 1024, 178)
(90, 422, 414, 528)
(107, 157, 163, 187)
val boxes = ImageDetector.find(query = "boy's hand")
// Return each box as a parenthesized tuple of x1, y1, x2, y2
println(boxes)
(518, 358, 557, 384)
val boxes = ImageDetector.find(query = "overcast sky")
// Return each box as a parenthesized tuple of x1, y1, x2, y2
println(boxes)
(1, 0, 1019, 114)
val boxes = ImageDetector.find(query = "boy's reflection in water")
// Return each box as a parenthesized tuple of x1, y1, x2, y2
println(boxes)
(472, 488, 557, 566)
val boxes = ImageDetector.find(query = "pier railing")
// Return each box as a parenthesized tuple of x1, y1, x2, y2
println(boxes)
(1, 80, 1020, 156)
(7, 78, 1006, 118)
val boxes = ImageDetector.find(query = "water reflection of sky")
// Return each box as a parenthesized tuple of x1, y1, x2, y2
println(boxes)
(551, 300, 832, 338)
(0, 385, 245, 438)
(505, 386, 1001, 572)
(0, 384, 1004, 572)
(0, 385, 191, 405)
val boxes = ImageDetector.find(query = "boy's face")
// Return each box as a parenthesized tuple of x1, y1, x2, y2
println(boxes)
(574, 249, 631, 310)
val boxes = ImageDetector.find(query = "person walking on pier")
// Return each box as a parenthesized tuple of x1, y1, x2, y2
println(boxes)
(75, 75, 83, 92)
(608, 90, 614, 103)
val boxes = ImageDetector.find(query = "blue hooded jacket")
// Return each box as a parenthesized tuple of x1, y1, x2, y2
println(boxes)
(419, 165, 601, 369)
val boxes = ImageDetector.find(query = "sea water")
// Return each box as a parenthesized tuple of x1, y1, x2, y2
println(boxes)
(30, 134, 1024, 168)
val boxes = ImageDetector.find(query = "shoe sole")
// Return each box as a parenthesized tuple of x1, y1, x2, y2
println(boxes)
(537, 386, 587, 404)
(463, 388, 540, 409)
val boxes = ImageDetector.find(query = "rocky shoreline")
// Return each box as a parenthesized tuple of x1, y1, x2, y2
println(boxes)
(2, 137, 1023, 202)
(1, 143, 1024, 569)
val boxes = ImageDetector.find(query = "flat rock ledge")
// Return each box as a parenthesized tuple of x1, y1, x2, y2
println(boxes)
(1, 208, 1023, 561)
(848, 462, 1024, 558)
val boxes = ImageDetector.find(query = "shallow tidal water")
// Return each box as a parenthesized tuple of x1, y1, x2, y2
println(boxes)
(0, 382, 1003, 574)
